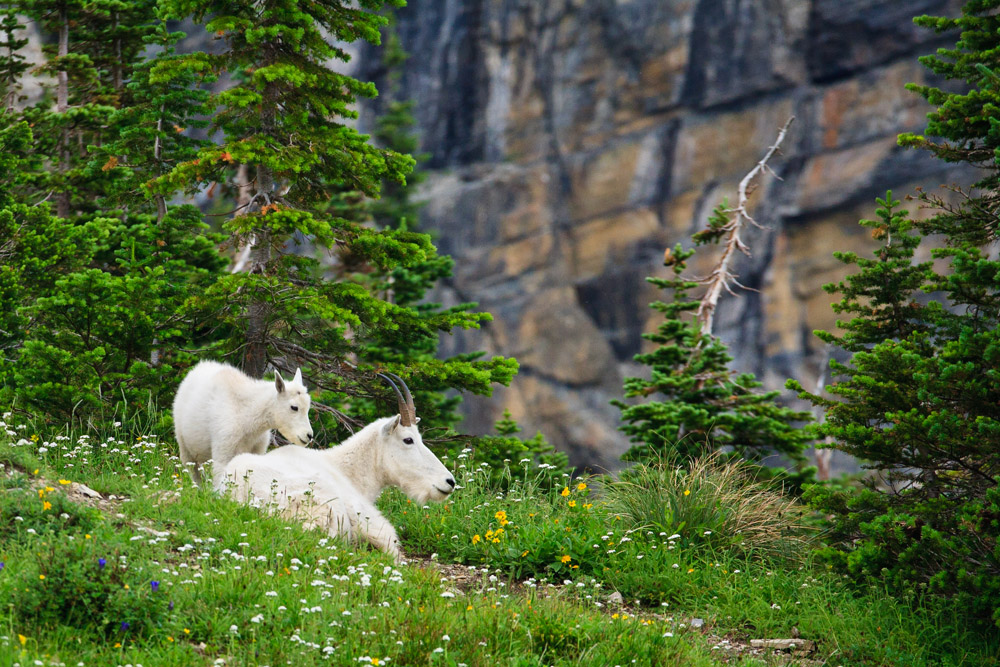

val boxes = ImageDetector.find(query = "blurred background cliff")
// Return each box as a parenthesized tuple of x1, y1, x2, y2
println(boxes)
(342, 0, 975, 470)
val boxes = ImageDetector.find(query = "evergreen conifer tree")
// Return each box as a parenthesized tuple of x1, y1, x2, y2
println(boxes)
(614, 230, 812, 473)
(792, 0, 1000, 624)
(1, 3, 226, 423)
(615, 126, 812, 480)
(0, 5, 28, 111)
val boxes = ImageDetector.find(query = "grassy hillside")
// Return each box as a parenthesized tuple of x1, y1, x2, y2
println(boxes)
(0, 413, 996, 666)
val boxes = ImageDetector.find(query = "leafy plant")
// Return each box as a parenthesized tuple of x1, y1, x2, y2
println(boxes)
(9, 538, 171, 638)
(605, 452, 812, 562)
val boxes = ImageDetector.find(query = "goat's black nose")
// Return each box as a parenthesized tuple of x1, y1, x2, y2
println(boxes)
(445, 477, 456, 489)
(307, 432, 314, 441)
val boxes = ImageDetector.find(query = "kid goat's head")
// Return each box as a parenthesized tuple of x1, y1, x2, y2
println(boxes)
(273, 368, 313, 445)
(377, 373, 455, 504)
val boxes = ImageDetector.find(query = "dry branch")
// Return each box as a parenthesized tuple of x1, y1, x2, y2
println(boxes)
(696, 117, 794, 337)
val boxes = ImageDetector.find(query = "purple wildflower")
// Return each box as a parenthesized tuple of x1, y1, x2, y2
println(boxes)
(151, 580, 159, 592)
(120, 621, 130, 632)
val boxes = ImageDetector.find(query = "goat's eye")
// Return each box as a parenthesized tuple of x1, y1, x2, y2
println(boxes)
(290, 405, 299, 412)
(403, 437, 414, 445)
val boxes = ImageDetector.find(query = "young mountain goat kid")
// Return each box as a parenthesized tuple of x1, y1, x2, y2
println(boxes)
(217, 374, 455, 560)
(173, 360, 313, 487)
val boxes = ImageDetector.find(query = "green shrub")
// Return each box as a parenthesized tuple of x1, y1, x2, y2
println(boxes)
(0, 483, 103, 544)
(7, 538, 171, 638)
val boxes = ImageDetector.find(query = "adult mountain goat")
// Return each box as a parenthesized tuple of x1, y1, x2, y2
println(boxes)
(173, 360, 314, 487)
(218, 374, 455, 560)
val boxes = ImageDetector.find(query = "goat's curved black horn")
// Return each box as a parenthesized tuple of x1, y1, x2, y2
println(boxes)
(377, 373, 413, 426)
(383, 372, 416, 426)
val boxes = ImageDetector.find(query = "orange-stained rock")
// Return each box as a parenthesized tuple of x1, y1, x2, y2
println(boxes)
(568, 208, 660, 281)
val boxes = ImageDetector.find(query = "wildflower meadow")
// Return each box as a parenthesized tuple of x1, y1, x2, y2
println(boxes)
(0, 413, 995, 666)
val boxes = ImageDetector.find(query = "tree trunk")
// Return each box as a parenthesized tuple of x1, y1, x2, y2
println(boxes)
(56, 1, 70, 218)
(111, 11, 122, 92)
(153, 102, 167, 221)
(242, 81, 278, 379)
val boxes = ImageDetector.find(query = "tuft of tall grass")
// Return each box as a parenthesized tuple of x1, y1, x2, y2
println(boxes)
(603, 452, 813, 561)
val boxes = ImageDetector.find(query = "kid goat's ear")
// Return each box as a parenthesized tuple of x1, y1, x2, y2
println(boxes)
(275, 373, 286, 393)
(381, 414, 401, 436)
(293, 368, 302, 385)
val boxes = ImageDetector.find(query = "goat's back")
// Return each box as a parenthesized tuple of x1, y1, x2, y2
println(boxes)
(221, 448, 371, 532)
(173, 361, 255, 464)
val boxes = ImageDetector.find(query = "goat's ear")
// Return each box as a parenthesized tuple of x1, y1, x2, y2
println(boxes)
(381, 415, 401, 437)
(275, 373, 286, 393)
(292, 368, 302, 385)
(415, 416, 421, 424)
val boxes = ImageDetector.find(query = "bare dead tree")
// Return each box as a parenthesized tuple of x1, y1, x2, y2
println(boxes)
(696, 117, 794, 337)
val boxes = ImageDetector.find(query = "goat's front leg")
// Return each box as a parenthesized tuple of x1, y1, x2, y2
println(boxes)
(357, 511, 402, 561)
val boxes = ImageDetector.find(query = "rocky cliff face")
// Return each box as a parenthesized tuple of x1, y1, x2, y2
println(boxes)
(355, 0, 972, 469)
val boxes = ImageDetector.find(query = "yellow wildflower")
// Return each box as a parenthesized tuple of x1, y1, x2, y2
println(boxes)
(39, 574, 45, 580)
(521, 550, 529, 557)
(466, 605, 473, 611)
(583, 503, 593, 509)
(58, 479, 71, 485)
(560, 487, 570, 497)
(18, 634, 26, 646)
(684, 489, 691, 496)
(472, 534, 481, 544)
(183, 628, 191, 635)
(42, 501, 52, 511)
(687, 568, 694, 573)
(568, 500, 577, 507)
(576, 482, 587, 491)
(38, 488, 45, 498)
(371, 659, 380, 666)
(560, 555, 571, 564)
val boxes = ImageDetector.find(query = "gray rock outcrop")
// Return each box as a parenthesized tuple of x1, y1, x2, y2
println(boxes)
(355, 0, 972, 468)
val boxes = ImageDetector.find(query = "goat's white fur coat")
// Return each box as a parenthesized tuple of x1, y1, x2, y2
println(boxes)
(217, 415, 454, 559)
(173, 360, 313, 487)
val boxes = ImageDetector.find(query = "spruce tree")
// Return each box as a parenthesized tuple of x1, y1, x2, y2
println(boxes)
(614, 232, 812, 473)
(17, 0, 157, 215)
(615, 125, 812, 479)
(0, 4, 28, 111)
(1, 3, 226, 424)
(792, 0, 1000, 624)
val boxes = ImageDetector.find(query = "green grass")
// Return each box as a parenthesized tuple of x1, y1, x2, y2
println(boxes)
(0, 413, 997, 666)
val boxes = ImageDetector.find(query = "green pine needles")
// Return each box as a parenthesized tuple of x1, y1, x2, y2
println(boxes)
(614, 236, 812, 473)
